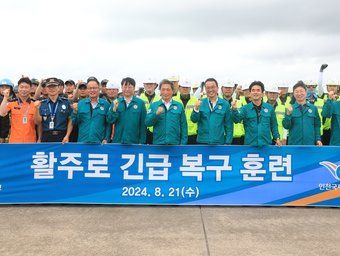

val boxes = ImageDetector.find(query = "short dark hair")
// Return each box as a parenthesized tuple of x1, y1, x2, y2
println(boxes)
(121, 77, 136, 87)
(17, 77, 32, 87)
(205, 78, 218, 87)
(249, 81, 265, 92)
(293, 80, 307, 91)
(159, 79, 174, 91)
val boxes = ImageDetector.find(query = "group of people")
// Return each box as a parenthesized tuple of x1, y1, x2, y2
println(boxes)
(0, 67, 339, 147)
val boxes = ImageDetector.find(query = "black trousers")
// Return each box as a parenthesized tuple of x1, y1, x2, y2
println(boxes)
(187, 135, 197, 145)
(321, 129, 331, 146)
(232, 136, 244, 145)
(42, 130, 67, 142)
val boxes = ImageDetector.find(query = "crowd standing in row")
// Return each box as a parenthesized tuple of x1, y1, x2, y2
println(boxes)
(0, 65, 339, 146)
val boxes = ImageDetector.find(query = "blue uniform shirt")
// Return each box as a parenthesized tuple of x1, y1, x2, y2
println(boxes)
(39, 96, 72, 131)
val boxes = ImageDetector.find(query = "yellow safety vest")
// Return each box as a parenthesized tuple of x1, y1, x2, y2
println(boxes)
(314, 98, 324, 135)
(173, 95, 198, 136)
(139, 93, 161, 132)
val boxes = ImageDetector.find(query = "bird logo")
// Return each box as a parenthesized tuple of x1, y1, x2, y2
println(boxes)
(319, 161, 340, 181)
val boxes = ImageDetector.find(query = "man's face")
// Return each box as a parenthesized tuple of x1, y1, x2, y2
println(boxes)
(101, 84, 107, 95)
(221, 87, 234, 98)
(106, 88, 118, 99)
(266, 91, 279, 102)
(306, 85, 316, 92)
(143, 83, 157, 94)
(160, 83, 173, 102)
(293, 86, 307, 102)
(205, 81, 218, 99)
(122, 82, 135, 98)
(179, 86, 191, 96)
(41, 86, 48, 97)
(250, 85, 263, 101)
(173, 81, 179, 93)
(58, 85, 64, 94)
(65, 83, 75, 94)
(327, 85, 337, 93)
(87, 81, 100, 99)
(78, 88, 88, 98)
(31, 84, 38, 95)
(46, 84, 59, 97)
(0, 85, 12, 95)
(278, 87, 288, 96)
(18, 82, 31, 98)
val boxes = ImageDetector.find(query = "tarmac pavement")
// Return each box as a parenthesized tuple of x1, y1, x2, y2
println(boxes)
(0, 205, 339, 256)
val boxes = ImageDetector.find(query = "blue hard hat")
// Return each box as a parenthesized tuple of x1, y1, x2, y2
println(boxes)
(0, 78, 14, 88)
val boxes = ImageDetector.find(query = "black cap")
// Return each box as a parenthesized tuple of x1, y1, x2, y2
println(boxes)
(101, 79, 108, 86)
(31, 78, 39, 85)
(45, 77, 60, 87)
(78, 82, 87, 89)
(87, 76, 99, 84)
(59, 79, 64, 87)
(65, 79, 75, 86)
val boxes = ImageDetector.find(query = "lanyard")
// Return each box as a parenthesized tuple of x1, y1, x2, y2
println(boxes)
(17, 98, 31, 116)
(48, 101, 59, 121)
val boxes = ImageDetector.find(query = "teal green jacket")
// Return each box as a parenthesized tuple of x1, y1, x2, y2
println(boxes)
(72, 98, 111, 143)
(107, 96, 146, 144)
(322, 99, 340, 146)
(145, 99, 188, 145)
(283, 102, 321, 145)
(190, 97, 233, 144)
(232, 102, 279, 146)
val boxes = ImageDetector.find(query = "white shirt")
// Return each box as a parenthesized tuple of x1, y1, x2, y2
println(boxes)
(162, 99, 172, 110)
(124, 97, 132, 108)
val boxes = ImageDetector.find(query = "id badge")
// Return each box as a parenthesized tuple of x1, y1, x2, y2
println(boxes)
(22, 116, 28, 124)
(49, 121, 55, 129)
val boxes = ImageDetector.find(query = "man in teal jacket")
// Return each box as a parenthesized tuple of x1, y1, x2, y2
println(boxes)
(283, 81, 322, 146)
(191, 78, 233, 144)
(232, 81, 281, 146)
(72, 77, 111, 143)
(107, 77, 146, 144)
(321, 90, 340, 146)
(145, 79, 187, 145)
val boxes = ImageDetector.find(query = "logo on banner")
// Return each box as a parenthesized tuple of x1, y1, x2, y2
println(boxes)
(319, 161, 340, 181)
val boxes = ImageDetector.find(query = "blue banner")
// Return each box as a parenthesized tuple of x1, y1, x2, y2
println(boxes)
(0, 144, 339, 207)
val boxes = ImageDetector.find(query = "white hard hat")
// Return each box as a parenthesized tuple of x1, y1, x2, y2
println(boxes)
(276, 82, 289, 88)
(304, 80, 317, 87)
(143, 78, 158, 84)
(179, 79, 191, 88)
(106, 81, 120, 90)
(326, 80, 339, 86)
(266, 86, 279, 93)
(168, 75, 180, 82)
(221, 80, 235, 88)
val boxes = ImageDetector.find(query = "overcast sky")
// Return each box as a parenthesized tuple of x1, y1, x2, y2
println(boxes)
(1, 0, 339, 87)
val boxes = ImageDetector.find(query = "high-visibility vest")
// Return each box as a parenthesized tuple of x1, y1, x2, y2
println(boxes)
(139, 93, 161, 132)
(173, 95, 198, 136)
(314, 98, 325, 135)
